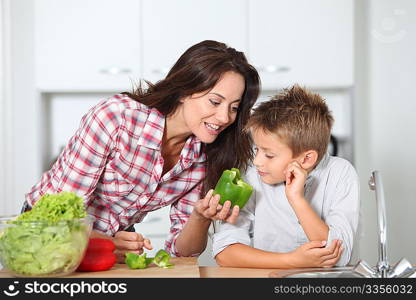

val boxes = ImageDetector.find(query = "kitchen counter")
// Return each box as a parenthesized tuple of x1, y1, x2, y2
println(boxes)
(199, 266, 273, 278)
(0, 258, 291, 278)
(0, 258, 199, 278)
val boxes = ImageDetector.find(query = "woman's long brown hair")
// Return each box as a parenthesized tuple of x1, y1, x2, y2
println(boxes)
(124, 40, 260, 196)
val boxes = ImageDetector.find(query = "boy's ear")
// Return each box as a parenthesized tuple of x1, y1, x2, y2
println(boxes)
(299, 150, 318, 170)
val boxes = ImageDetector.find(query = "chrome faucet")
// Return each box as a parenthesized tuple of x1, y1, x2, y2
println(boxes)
(352, 171, 416, 278)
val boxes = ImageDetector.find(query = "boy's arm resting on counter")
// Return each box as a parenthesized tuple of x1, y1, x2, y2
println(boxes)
(211, 189, 343, 269)
(287, 159, 360, 267)
(215, 243, 292, 268)
(215, 240, 342, 269)
(324, 164, 360, 266)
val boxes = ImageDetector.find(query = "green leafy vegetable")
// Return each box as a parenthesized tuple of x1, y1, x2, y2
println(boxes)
(0, 191, 90, 276)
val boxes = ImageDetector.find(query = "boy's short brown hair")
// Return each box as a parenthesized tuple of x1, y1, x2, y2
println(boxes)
(246, 85, 334, 164)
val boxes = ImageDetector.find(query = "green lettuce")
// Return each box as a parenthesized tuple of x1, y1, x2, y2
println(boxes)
(0, 191, 90, 276)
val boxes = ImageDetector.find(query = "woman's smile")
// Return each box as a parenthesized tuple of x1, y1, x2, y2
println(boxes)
(204, 122, 222, 135)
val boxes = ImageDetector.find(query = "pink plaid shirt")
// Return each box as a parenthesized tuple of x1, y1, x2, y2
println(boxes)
(25, 94, 207, 256)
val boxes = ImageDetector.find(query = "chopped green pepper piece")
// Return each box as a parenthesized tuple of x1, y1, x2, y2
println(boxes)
(125, 253, 153, 269)
(213, 168, 253, 209)
(153, 249, 174, 269)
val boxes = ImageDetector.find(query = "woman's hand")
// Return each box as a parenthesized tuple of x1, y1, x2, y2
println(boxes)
(112, 232, 153, 263)
(288, 240, 343, 268)
(193, 189, 240, 224)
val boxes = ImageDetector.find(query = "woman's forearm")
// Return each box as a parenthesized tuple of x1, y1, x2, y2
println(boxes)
(215, 243, 293, 269)
(174, 210, 212, 256)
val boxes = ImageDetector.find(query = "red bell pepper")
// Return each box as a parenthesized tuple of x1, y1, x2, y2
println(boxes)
(77, 238, 116, 272)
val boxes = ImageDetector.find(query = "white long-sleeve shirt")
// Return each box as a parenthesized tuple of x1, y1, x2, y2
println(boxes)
(212, 154, 360, 266)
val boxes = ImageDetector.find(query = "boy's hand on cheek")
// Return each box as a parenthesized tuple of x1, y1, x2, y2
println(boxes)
(284, 161, 307, 203)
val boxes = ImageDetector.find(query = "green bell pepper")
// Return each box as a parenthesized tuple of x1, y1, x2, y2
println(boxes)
(125, 252, 154, 269)
(125, 249, 174, 269)
(213, 168, 253, 209)
(153, 249, 174, 269)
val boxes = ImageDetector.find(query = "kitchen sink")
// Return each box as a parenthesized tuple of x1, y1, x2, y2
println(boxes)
(270, 267, 364, 278)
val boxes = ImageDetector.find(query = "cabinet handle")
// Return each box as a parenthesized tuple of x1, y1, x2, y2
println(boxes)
(257, 65, 290, 73)
(151, 68, 170, 75)
(100, 67, 132, 75)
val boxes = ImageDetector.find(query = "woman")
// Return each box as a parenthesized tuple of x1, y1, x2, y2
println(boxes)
(25, 40, 260, 262)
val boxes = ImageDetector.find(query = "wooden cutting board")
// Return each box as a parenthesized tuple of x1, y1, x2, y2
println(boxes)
(0, 257, 200, 278)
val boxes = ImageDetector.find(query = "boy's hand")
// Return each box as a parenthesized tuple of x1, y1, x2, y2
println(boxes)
(193, 189, 240, 224)
(284, 161, 308, 202)
(288, 240, 343, 268)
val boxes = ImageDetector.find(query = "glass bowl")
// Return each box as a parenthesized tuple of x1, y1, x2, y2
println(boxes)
(0, 215, 94, 277)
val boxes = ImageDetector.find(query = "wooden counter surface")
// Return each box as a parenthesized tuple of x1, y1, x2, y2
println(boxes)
(0, 258, 293, 278)
(199, 266, 274, 278)
(0, 257, 200, 278)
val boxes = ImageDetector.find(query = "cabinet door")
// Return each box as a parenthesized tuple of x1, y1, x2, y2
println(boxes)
(35, 0, 141, 91)
(141, 0, 248, 83)
(248, 0, 353, 89)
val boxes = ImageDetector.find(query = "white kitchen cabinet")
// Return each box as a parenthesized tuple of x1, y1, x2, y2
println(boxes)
(248, 0, 353, 89)
(35, 0, 353, 91)
(141, 0, 248, 83)
(35, 0, 141, 91)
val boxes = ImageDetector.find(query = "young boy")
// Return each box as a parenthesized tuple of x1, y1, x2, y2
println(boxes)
(212, 85, 360, 268)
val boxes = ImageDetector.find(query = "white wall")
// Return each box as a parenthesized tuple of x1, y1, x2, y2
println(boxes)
(353, 0, 375, 266)
(0, 0, 8, 214)
(355, 0, 416, 266)
(4, 0, 39, 215)
(0, 0, 16, 215)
